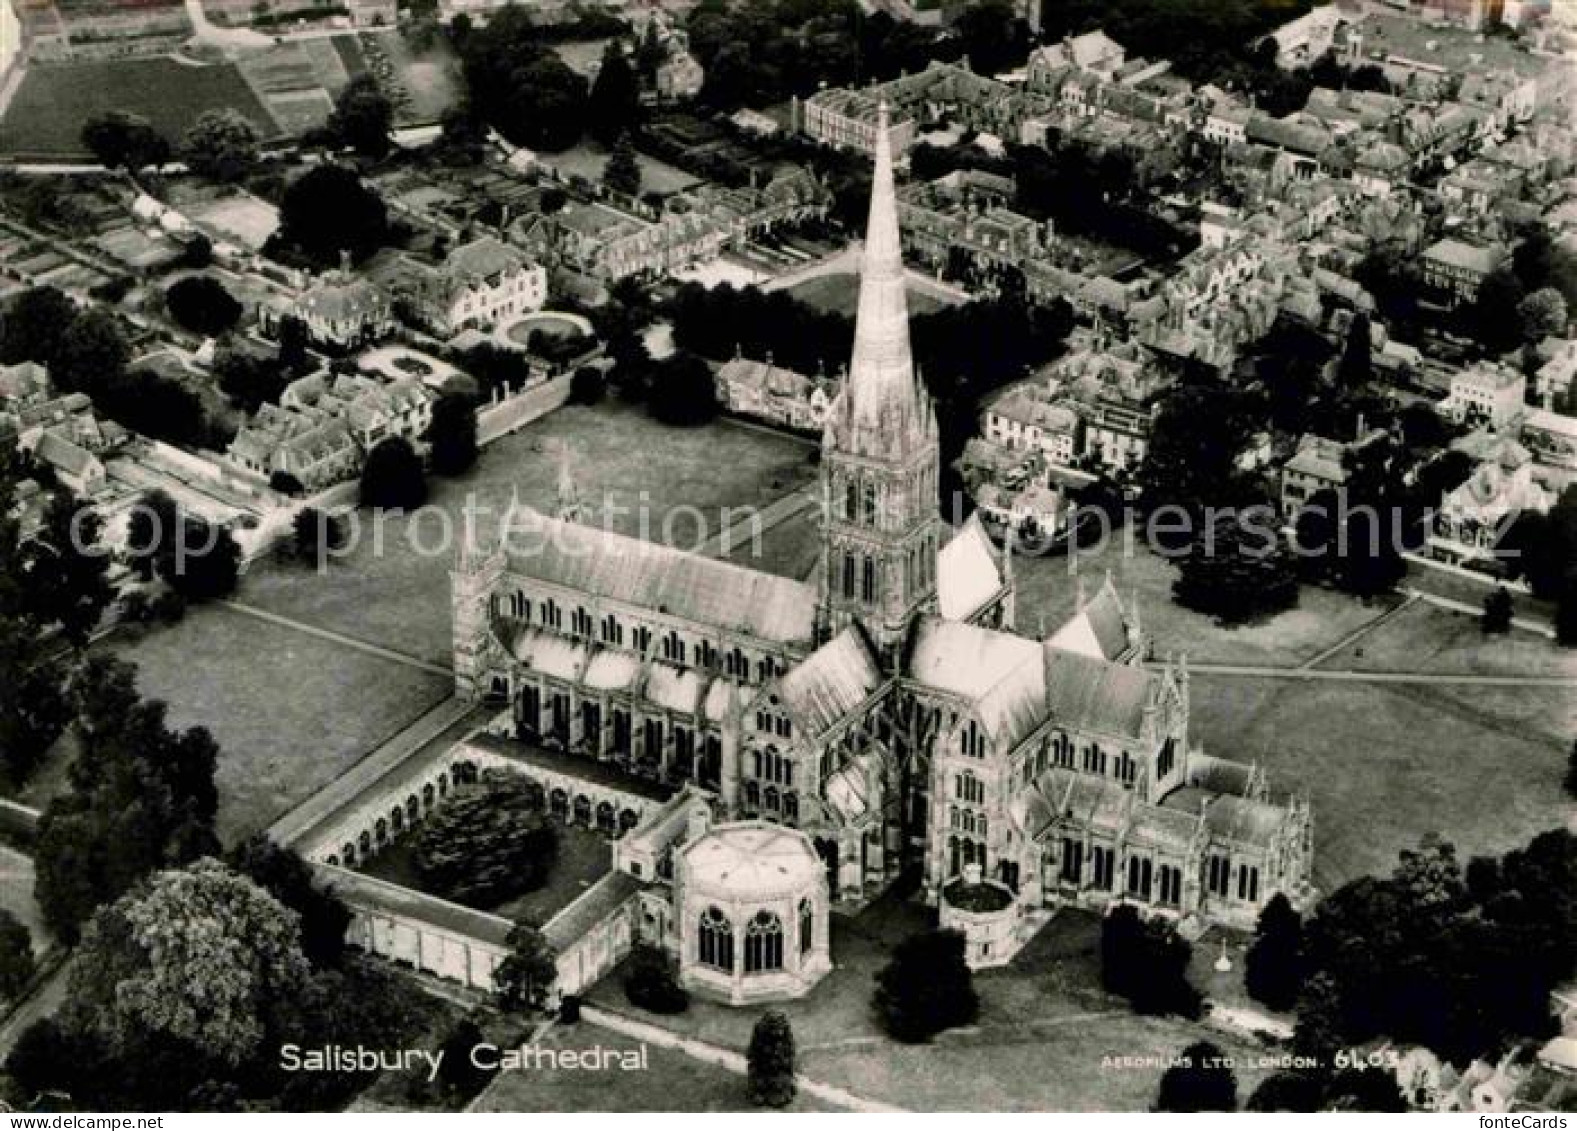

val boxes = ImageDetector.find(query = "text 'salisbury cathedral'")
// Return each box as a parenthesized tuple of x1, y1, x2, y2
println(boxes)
(451, 104, 1314, 994)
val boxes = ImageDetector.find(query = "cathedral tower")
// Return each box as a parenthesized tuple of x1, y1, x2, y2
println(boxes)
(818, 102, 944, 662)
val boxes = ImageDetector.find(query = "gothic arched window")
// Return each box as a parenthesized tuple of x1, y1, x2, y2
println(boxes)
(744, 911, 784, 973)
(698, 907, 733, 970)
(842, 551, 856, 600)
(862, 481, 877, 526)
(799, 898, 813, 956)
(844, 477, 858, 522)
(861, 556, 876, 603)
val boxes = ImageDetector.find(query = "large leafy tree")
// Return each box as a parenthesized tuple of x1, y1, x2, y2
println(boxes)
(414, 771, 557, 906)
(602, 132, 642, 197)
(0, 285, 77, 368)
(81, 111, 170, 171)
(277, 164, 390, 266)
(328, 74, 393, 159)
(181, 109, 262, 184)
(873, 928, 978, 1042)
(34, 656, 220, 942)
(494, 924, 557, 1013)
(1171, 509, 1299, 625)
(747, 1010, 797, 1107)
(65, 859, 309, 1067)
(165, 275, 243, 337)
(226, 835, 350, 969)
(359, 436, 427, 511)
(18, 491, 114, 648)
(0, 909, 35, 999)
(426, 392, 478, 477)
(1101, 903, 1202, 1018)
(459, 7, 588, 152)
(587, 42, 640, 143)
(1156, 1041, 1237, 1112)
(1245, 893, 1305, 1012)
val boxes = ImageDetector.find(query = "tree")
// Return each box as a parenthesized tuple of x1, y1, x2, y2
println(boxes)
(602, 132, 642, 197)
(328, 74, 393, 159)
(360, 436, 427, 511)
(34, 656, 219, 942)
(164, 275, 243, 337)
(0, 286, 77, 368)
(1247, 1071, 1325, 1112)
(414, 771, 557, 906)
(0, 909, 35, 998)
(1482, 586, 1513, 635)
(1324, 1067, 1408, 1112)
(569, 365, 605, 405)
(747, 1010, 796, 1108)
(1461, 268, 1525, 355)
(648, 351, 718, 426)
(1137, 384, 1265, 542)
(277, 164, 390, 266)
(276, 315, 311, 375)
(1172, 510, 1299, 625)
(873, 928, 978, 1043)
(1156, 1041, 1237, 1112)
(181, 110, 261, 184)
(81, 111, 170, 171)
(459, 8, 589, 152)
(1560, 575, 1577, 648)
(225, 835, 350, 969)
(426, 392, 478, 477)
(494, 924, 557, 1013)
(65, 859, 307, 1067)
(435, 1015, 494, 1100)
(1518, 287, 1569, 343)
(622, 944, 689, 1014)
(953, 0, 1029, 75)
(215, 345, 287, 413)
(588, 42, 640, 143)
(1101, 904, 1202, 1018)
(1245, 893, 1305, 1012)
(291, 507, 347, 567)
(1337, 312, 1373, 389)
(0, 618, 69, 789)
(52, 308, 129, 395)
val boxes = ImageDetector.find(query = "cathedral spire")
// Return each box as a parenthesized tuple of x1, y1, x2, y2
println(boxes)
(838, 101, 928, 453)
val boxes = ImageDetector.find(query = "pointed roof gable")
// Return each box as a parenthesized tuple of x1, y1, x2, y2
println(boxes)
(936, 514, 1005, 622)
(777, 627, 883, 739)
(1046, 574, 1131, 661)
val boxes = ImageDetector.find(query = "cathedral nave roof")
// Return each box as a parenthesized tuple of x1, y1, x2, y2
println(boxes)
(907, 618, 1046, 744)
(499, 507, 819, 648)
(1016, 768, 1131, 840)
(1040, 648, 1159, 741)
(777, 627, 884, 740)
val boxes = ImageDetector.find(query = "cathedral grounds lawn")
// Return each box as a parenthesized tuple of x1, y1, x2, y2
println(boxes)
(1312, 598, 1576, 678)
(240, 401, 819, 666)
(358, 819, 612, 928)
(1187, 676, 1574, 891)
(469, 1023, 840, 1112)
(586, 898, 1275, 1111)
(11, 605, 450, 843)
(1009, 531, 1396, 668)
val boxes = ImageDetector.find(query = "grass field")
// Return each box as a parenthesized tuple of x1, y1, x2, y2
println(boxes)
(1187, 675, 1574, 890)
(365, 29, 462, 126)
(11, 605, 451, 841)
(542, 141, 702, 196)
(1316, 598, 1576, 678)
(471, 1023, 840, 1112)
(785, 271, 954, 318)
(0, 57, 276, 158)
(586, 896, 1274, 1112)
(241, 402, 819, 665)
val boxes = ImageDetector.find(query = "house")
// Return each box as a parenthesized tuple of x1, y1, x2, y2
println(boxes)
(1420, 238, 1507, 305)
(714, 356, 836, 434)
(271, 274, 396, 349)
(26, 429, 106, 494)
(1442, 362, 1527, 430)
(1533, 337, 1576, 407)
(1520, 407, 1577, 473)
(1279, 430, 1387, 520)
(387, 236, 547, 337)
(1430, 431, 1554, 565)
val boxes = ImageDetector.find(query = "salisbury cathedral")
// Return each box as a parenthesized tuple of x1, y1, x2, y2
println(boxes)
(451, 105, 1314, 934)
